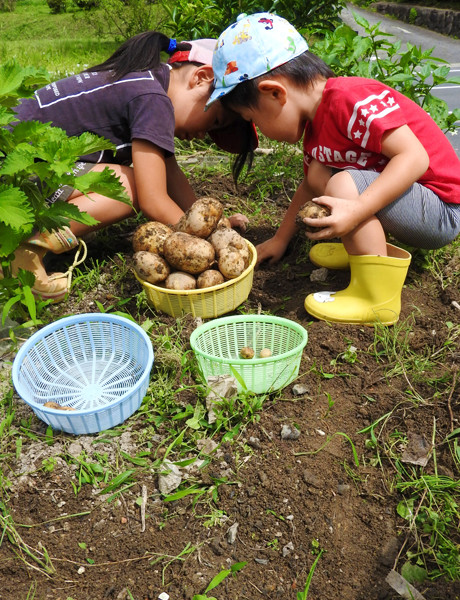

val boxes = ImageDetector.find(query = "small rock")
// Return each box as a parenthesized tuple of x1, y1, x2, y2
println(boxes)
(303, 469, 322, 488)
(282, 541, 294, 557)
(248, 436, 261, 449)
(337, 483, 351, 495)
(281, 424, 300, 440)
(158, 460, 182, 495)
(77, 566, 86, 575)
(380, 537, 400, 567)
(292, 383, 309, 396)
(254, 558, 269, 565)
(310, 267, 329, 282)
(227, 522, 239, 544)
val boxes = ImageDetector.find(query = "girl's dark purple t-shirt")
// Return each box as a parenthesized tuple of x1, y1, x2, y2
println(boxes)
(14, 64, 175, 165)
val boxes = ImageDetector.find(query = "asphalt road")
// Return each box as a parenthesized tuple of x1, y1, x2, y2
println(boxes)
(341, 4, 460, 156)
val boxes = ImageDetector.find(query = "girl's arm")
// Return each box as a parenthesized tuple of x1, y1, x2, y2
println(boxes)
(165, 154, 197, 212)
(304, 125, 430, 239)
(132, 138, 185, 225)
(137, 143, 250, 230)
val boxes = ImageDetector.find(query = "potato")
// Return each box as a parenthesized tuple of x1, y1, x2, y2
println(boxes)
(296, 201, 331, 232)
(240, 347, 254, 359)
(218, 248, 246, 279)
(209, 228, 250, 267)
(174, 197, 223, 238)
(133, 251, 170, 284)
(163, 232, 215, 275)
(216, 216, 231, 229)
(259, 348, 272, 358)
(44, 401, 76, 411)
(132, 221, 173, 254)
(197, 269, 225, 289)
(165, 271, 197, 290)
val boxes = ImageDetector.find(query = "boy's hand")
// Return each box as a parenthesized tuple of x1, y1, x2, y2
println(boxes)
(228, 213, 249, 231)
(256, 236, 288, 265)
(302, 196, 363, 240)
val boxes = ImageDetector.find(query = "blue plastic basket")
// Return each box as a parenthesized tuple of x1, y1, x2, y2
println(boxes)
(12, 314, 154, 434)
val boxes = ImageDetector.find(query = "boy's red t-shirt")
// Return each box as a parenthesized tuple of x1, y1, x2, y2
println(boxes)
(303, 77, 460, 204)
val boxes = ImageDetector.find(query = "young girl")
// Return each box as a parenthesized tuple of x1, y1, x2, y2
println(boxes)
(207, 12, 460, 325)
(11, 34, 257, 301)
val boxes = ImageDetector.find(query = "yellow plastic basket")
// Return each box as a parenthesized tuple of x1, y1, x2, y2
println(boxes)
(135, 241, 257, 318)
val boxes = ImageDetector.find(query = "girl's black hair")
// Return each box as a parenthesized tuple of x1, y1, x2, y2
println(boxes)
(221, 50, 335, 111)
(86, 32, 193, 81)
(232, 127, 254, 184)
(87, 33, 252, 182)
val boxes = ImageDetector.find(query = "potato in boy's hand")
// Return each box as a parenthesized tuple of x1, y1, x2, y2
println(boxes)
(296, 201, 331, 233)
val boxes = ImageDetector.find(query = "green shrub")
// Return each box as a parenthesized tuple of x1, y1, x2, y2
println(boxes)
(312, 12, 460, 133)
(46, 0, 67, 13)
(159, 0, 346, 40)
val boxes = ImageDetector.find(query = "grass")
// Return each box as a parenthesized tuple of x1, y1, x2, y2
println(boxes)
(0, 0, 120, 76)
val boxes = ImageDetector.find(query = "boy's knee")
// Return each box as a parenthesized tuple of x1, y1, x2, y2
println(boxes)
(325, 170, 358, 198)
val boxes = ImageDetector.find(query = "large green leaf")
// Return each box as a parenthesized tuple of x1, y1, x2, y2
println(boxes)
(0, 222, 25, 256)
(0, 184, 34, 230)
(76, 168, 131, 204)
(0, 144, 37, 176)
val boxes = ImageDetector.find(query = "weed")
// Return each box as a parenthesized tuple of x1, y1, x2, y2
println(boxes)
(192, 561, 247, 600)
(297, 546, 325, 600)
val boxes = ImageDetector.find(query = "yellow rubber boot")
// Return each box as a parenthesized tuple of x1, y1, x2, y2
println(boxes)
(309, 242, 405, 271)
(4, 227, 79, 303)
(309, 243, 350, 270)
(304, 245, 411, 325)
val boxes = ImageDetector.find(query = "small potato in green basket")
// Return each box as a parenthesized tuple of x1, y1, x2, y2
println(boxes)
(240, 346, 255, 359)
(259, 348, 272, 358)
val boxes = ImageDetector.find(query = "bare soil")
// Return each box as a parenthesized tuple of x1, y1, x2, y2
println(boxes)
(1, 173, 459, 600)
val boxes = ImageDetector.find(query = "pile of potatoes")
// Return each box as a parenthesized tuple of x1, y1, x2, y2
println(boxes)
(132, 198, 251, 291)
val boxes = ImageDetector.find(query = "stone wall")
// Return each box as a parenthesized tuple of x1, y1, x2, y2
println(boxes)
(372, 3, 460, 37)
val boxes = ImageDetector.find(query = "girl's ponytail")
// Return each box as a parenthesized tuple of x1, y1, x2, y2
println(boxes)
(86, 31, 172, 81)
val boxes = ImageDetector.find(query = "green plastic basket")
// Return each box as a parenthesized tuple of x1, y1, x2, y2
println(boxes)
(190, 315, 308, 394)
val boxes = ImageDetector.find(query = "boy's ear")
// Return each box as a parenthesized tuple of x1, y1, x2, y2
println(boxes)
(257, 80, 288, 105)
(192, 64, 214, 87)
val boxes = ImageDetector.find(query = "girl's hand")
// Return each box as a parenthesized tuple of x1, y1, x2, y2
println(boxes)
(228, 213, 249, 231)
(302, 195, 365, 240)
(256, 236, 289, 265)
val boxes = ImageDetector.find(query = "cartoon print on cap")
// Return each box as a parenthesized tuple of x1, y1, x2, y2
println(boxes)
(258, 17, 273, 29)
(233, 23, 251, 45)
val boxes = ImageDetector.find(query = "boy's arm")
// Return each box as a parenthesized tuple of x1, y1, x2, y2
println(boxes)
(256, 177, 314, 264)
(304, 125, 430, 239)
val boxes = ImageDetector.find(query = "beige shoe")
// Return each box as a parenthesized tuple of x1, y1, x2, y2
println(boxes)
(6, 227, 80, 303)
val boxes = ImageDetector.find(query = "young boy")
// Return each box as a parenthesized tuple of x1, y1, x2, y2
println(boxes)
(207, 13, 460, 325)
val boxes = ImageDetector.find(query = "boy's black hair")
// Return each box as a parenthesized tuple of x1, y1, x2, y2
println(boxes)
(87, 32, 193, 81)
(221, 50, 335, 111)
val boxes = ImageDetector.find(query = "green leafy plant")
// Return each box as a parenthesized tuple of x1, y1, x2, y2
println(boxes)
(159, 0, 345, 41)
(312, 13, 460, 133)
(0, 60, 130, 323)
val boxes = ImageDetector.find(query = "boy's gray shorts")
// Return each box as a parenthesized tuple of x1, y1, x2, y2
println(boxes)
(46, 161, 94, 204)
(346, 169, 460, 249)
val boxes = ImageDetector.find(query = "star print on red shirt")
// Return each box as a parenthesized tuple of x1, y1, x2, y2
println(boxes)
(303, 77, 460, 204)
